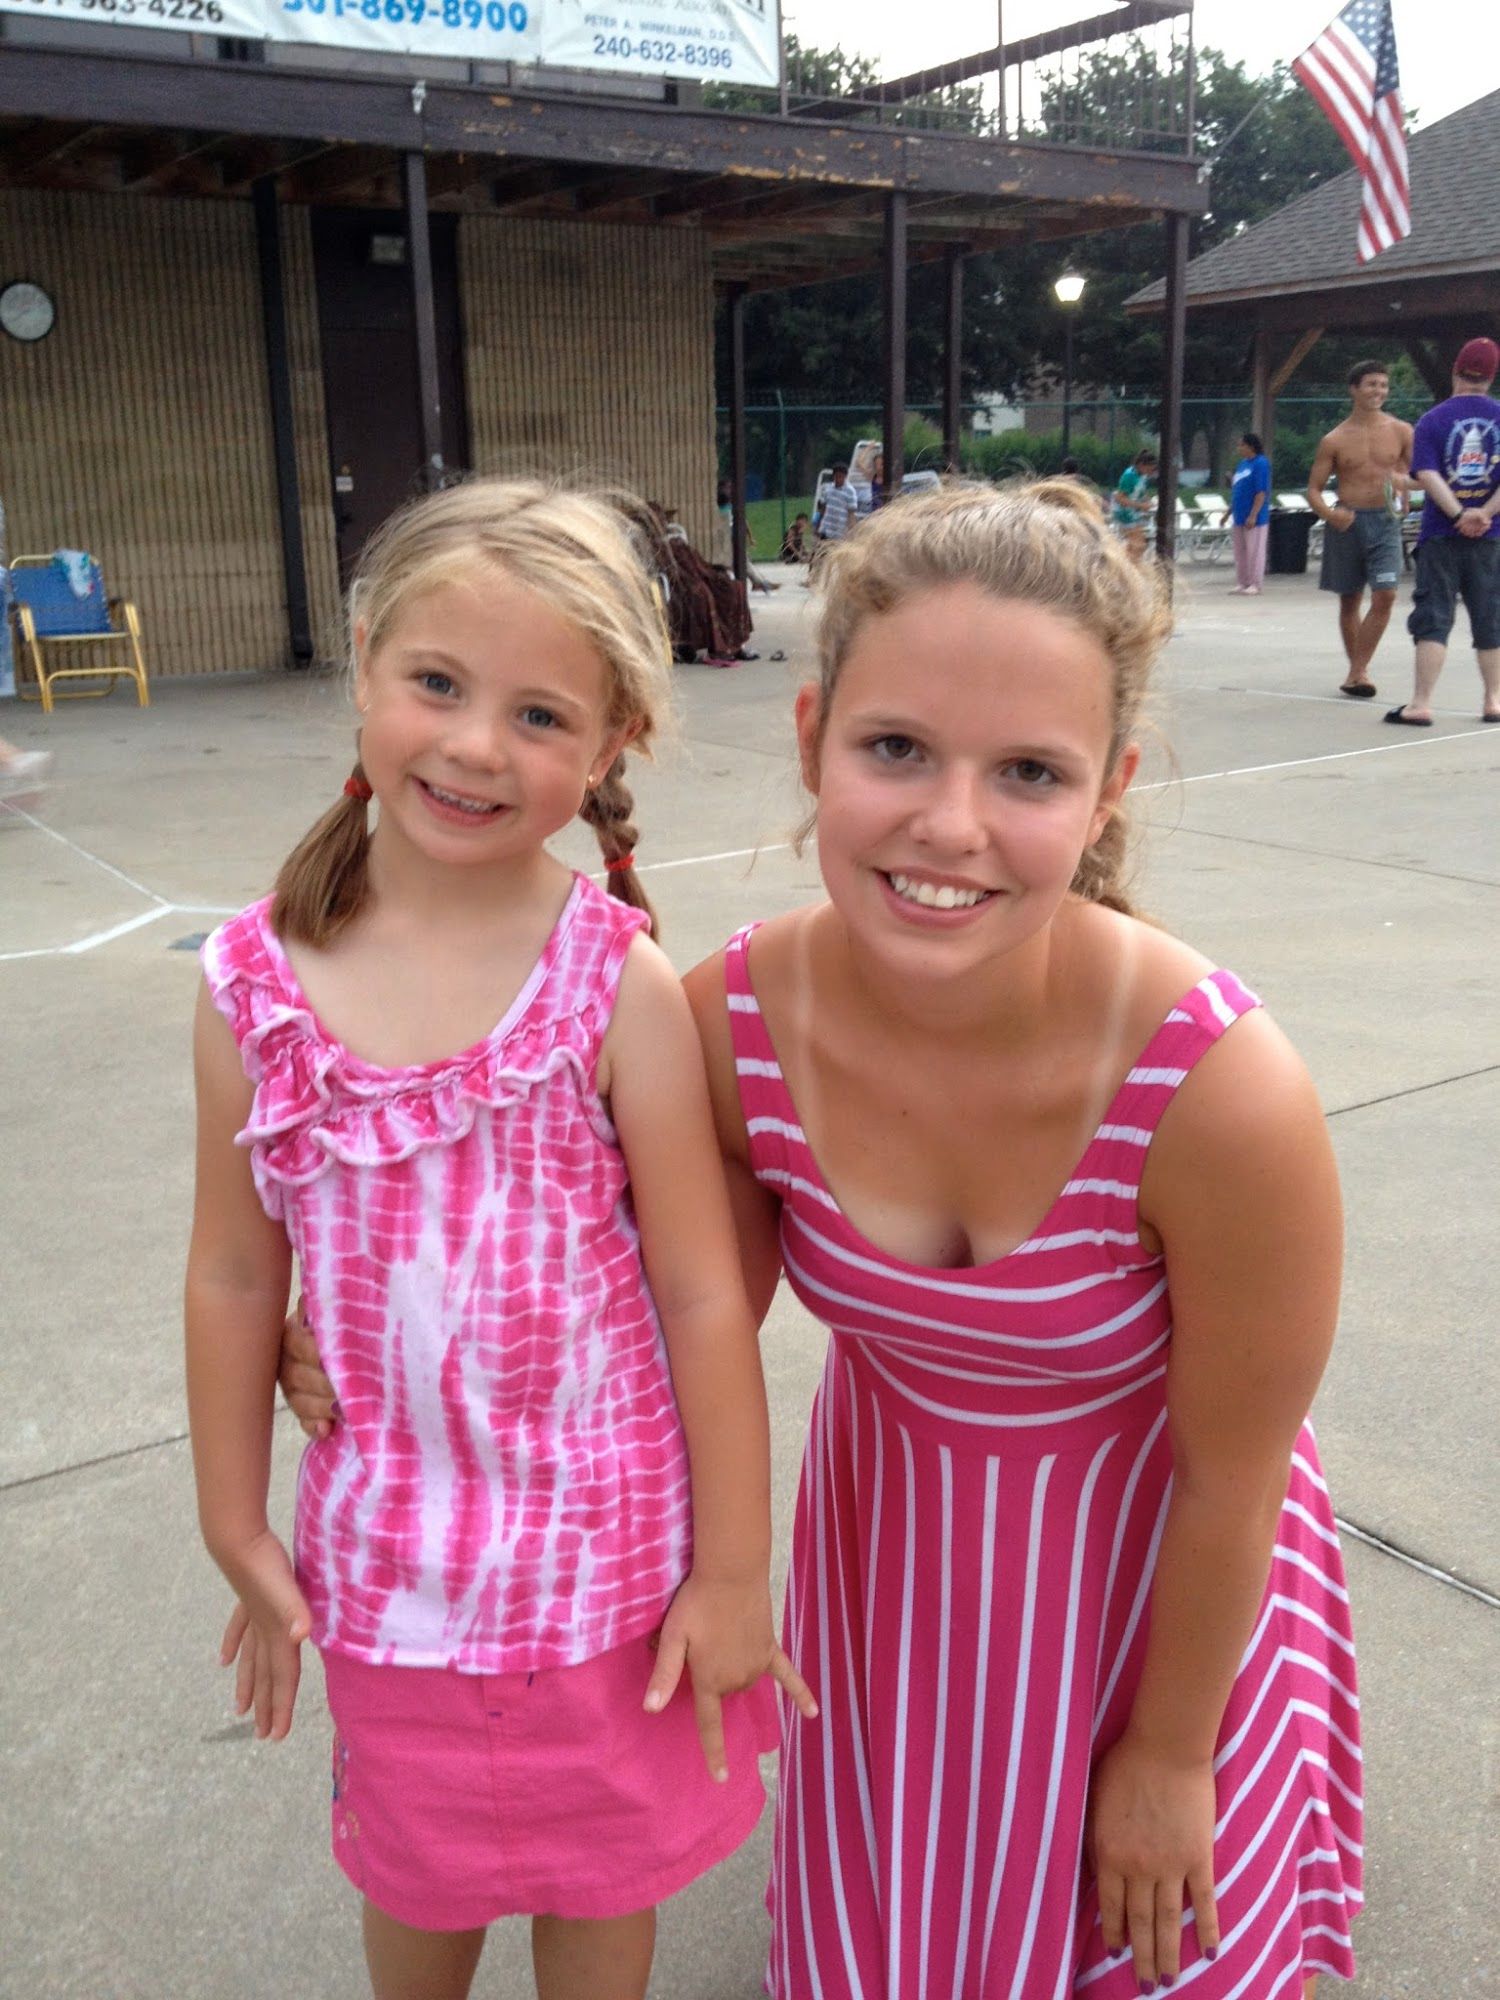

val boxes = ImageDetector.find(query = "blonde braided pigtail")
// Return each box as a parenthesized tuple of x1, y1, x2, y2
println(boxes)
(580, 755, 658, 937)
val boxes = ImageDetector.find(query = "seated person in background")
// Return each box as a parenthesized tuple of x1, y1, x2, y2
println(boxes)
(648, 501, 756, 665)
(780, 514, 814, 565)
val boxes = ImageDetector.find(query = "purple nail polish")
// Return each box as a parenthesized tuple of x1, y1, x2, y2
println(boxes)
(1206, 1947, 1219, 1962)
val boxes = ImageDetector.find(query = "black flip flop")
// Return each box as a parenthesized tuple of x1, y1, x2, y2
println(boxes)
(1383, 706, 1432, 727)
(1482, 713, 1500, 724)
(1339, 683, 1377, 699)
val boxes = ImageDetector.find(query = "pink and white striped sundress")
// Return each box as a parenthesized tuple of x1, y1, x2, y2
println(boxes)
(725, 928, 1363, 1999)
(203, 875, 692, 1675)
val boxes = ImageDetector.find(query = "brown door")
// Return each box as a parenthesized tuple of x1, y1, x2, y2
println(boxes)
(312, 208, 469, 585)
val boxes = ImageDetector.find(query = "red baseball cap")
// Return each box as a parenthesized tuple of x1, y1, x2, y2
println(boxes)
(1454, 337, 1499, 381)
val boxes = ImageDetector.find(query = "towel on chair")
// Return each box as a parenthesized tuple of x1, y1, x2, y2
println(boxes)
(53, 550, 96, 598)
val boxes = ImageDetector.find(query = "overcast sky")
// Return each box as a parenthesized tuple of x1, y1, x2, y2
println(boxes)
(781, 0, 1497, 133)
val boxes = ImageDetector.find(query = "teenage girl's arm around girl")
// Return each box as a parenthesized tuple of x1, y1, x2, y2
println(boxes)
(600, 934, 816, 1779)
(1088, 1008, 1343, 1991)
(184, 979, 309, 1742)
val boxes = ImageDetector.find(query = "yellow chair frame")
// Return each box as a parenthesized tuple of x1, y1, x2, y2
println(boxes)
(9, 555, 150, 715)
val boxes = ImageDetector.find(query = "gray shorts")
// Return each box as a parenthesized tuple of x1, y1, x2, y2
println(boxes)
(1407, 534, 1500, 650)
(1318, 508, 1403, 595)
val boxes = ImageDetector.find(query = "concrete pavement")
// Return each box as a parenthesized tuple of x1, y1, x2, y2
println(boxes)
(2, 555, 1496, 1996)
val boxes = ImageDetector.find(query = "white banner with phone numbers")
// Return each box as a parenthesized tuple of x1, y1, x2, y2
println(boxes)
(0, 0, 779, 86)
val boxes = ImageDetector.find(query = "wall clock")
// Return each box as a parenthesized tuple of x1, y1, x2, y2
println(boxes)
(0, 282, 56, 343)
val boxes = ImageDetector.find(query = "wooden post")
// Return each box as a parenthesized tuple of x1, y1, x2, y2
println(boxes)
(1155, 210, 1188, 567)
(251, 175, 313, 666)
(884, 190, 908, 492)
(728, 284, 748, 585)
(1251, 329, 1272, 454)
(402, 149, 444, 489)
(943, 246, 965, 474)
(996, 4, 1006, 136)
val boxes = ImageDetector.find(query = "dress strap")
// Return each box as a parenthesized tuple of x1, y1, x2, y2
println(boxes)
(1103, 969, 1262, 1140)
(722, 925, 804, 1192)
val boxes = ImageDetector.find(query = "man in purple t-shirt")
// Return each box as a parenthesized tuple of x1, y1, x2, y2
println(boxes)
(1386, 336, 1500, 726)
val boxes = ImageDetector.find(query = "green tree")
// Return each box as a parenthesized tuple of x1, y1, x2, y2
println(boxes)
(711, 41, 1042, 428)
(1034, 46, 1355, 401)
(712, 42, 1357, 417)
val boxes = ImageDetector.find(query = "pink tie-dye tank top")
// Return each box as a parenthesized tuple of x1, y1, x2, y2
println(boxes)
(203, 874, 692, 1673)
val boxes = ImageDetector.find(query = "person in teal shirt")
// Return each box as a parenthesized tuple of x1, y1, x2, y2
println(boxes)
(1111, 449, 1158, 560)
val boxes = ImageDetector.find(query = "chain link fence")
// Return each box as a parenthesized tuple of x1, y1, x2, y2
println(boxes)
(716, 392, 1432, 545)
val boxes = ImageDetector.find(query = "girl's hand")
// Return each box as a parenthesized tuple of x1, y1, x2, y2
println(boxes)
(1087, 1731, 1220, 1988)
(214, 1532, 311, 1742)
(278, 1294, 338, 1440)
(644, 1572, 818, 1783)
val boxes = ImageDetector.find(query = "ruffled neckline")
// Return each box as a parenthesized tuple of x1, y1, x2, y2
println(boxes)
(204, 876, 640, 1193)
(254, 875, 586, 1081)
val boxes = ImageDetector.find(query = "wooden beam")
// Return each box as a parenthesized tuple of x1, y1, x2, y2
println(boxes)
(642, 172, 751, 220)
(572, 167, 693, 212)
(1268, 327, 1324, 397)
(285, 144, 393, 203)
(487, 161, 606, 210)
(1156, 212, 1188, 567)
(0, 120, 101, 179)
(219, 139, 323, 195)
(1403, 338, 1450, 400)
(728, 286, 748, 584)
(403, 150, 445, 491)
(884, 190, 908, 491)
(943, 247, 965, 473)
(695, 183, 880, 232)
(423, 153, 498, 202)
(119, 133, 196, 190)
(0, 47, 1209, 217)
(1250, 330, 1272, 450)
(252, 177, 313, 666)
(733, 240, 960, 293)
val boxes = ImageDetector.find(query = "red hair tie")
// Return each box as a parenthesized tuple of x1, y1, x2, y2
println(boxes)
(344, 775, 373, 802)
(605, 853, 635, 874)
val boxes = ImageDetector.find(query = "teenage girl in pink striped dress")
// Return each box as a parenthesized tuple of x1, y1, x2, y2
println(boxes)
(683, 482, 1362, 1997)
(186, 481, 812, 2000)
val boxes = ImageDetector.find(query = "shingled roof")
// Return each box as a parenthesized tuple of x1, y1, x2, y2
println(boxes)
(1128, 86, 1500, 311)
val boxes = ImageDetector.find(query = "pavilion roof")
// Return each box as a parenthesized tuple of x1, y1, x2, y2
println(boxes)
(1128, 87, 1500, 314)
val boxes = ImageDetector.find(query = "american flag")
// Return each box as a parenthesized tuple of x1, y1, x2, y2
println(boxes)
(1293, 0, 1411, 263)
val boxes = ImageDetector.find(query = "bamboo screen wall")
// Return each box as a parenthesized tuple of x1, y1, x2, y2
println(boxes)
(0, 189, 303, 680)
(1, 194, 717, 684)
(460, 218, 717, 552)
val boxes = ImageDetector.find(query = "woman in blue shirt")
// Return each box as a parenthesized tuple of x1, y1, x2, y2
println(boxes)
(1228, 433, 1272, 594)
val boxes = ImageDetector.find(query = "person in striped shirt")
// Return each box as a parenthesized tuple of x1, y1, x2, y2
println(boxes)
(814, 463, 858, 549)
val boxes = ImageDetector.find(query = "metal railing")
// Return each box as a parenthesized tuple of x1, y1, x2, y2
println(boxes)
(708, 10, 1197, 157)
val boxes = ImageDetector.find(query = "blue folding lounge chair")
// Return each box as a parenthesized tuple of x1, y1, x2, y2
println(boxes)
(8, 553, 149, 715)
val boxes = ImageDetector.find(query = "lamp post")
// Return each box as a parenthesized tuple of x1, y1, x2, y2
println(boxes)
(1053, 269, 1086, 455)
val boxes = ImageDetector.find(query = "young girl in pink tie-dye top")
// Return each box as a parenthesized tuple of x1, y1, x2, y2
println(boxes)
(186, 480, 814, 2000)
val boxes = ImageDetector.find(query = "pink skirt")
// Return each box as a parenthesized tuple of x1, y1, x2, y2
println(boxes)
(322, 1636, 779, 1930)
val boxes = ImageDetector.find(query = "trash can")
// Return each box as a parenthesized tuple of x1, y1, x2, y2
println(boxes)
(1267, 508, 1315, 575)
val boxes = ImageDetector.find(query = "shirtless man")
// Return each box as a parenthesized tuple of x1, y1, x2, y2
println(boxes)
(1308, 360, 1413, 698)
